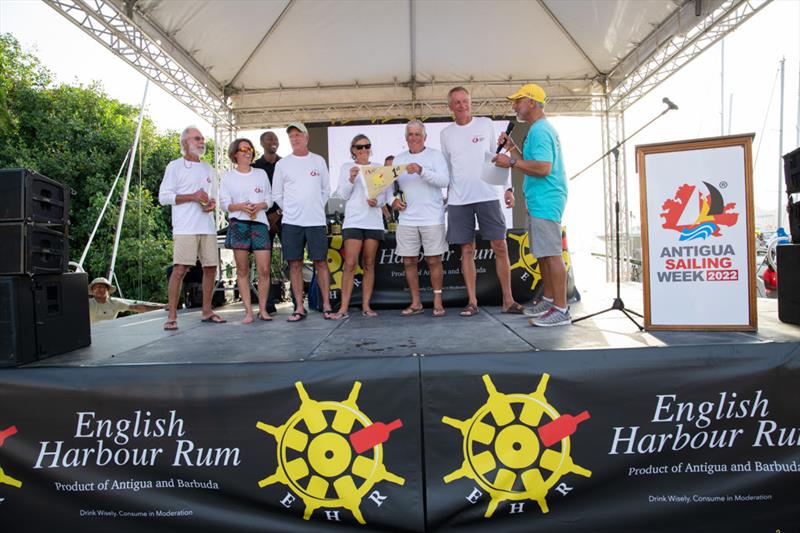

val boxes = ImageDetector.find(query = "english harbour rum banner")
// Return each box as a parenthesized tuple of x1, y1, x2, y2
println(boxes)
(0, 358, 424, 532)
(1, 343, 799, 532)
(420, 343, 800, 532)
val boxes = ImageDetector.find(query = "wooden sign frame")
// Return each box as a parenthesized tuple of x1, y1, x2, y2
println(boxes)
(636, 134, 757, 331)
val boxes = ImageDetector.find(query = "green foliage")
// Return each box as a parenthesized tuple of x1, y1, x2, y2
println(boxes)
(0, 33, 213, 302)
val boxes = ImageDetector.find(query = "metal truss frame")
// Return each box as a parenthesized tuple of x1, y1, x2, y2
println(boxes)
(42, 0, 232, 127)
(607, 0, 771, 111)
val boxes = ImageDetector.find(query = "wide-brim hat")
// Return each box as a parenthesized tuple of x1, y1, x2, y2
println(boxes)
(88, 277, 116, 295)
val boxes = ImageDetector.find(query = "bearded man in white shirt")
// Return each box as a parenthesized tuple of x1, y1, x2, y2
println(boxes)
(272, 123, 334, 322)
(158, 125, 225, 330)
(391, 120, 450, 317)
(440, 87, 524, 317)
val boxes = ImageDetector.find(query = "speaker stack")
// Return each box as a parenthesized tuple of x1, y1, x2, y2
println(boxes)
(778, 149, 800, 325)
(0, 168, 90, 366)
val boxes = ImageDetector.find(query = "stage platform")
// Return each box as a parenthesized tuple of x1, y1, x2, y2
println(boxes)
(27, 279, 799, 368)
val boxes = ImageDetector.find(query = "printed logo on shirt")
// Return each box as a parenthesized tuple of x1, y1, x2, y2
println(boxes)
(254, 187, 263, 193)
(206, 177, 212, 183)
(310, 170, 320, 177)
(471, 136, 485, 144)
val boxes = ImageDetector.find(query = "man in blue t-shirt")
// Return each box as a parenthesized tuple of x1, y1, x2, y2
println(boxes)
(493, 83, 571, 327)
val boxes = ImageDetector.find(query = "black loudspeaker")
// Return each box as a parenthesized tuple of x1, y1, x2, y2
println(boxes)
(0, 168, 70, 224)
(784, 147, 800, 194)
(777, 244, 800, 326)
(0, 222, 69, 274)
(0, 272, 90, 367)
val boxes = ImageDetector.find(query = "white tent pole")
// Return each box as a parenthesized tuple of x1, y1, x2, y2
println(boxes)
(720, 40, 725, 136)
(777, 58, 785, 229)
(109, 80, 149, 282)
(78, 149, 130, 268)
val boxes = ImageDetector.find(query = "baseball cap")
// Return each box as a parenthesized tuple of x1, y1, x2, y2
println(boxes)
(507, 83, 547, 104)
(286, 122, 308, 134)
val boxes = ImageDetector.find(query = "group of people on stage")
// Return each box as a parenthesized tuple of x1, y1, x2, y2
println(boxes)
(156, 83, 570, 330)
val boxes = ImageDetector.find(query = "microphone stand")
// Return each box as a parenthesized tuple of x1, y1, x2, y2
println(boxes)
(571, 99, 677, 331)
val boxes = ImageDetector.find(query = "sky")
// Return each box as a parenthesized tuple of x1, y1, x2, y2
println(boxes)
(1, 0, 799, 251)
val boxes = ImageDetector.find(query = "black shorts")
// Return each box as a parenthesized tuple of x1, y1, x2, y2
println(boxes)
(281, 224, 328, 261)
(342, 228, 385, 242)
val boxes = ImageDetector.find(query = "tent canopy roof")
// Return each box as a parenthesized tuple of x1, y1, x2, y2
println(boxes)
(62, 0, 758, 127)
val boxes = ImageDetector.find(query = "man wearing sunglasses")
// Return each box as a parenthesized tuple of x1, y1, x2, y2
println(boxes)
(272, 122, 333, 322)
(440, 87, 523, 317)
(158, 125, 224, 330)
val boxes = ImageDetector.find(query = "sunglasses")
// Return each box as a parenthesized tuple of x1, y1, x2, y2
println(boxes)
(353, 144, 371, 150)
(237, 147, 254, 153)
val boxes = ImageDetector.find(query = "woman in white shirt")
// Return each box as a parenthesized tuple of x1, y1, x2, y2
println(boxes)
(332, 134, 388, 319)
(219, 138, 272, 324)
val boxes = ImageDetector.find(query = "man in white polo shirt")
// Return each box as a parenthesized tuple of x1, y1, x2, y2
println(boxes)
(391, 120, 450, 317)
(440, 86, 524, 317)
(158, 125, 224, 330)
(272, 122, 333, 322)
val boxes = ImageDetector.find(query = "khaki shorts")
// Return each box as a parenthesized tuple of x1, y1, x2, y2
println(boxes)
(173, 234, 218, 267)
(396, 224, 448, 257)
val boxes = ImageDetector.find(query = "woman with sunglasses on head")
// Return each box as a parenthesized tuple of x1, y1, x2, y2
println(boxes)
(220, 138, 273, 324)
(331, 134, 389, 319)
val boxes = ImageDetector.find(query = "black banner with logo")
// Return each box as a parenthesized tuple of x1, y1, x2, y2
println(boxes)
(1, 344, 799, 531)
(0, 358, 423, 532)
(325, 229, 576, 310)
(420, 344, 800, 532)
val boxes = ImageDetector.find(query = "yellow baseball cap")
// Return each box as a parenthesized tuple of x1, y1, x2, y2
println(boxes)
(507, 83, 547, 104)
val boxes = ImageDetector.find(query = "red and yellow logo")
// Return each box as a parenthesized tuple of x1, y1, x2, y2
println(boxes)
(256, 382, 404, 524)
(661, 182, 738, 241)
(442, 374, 590, 516)
(0, 425, 22, 490)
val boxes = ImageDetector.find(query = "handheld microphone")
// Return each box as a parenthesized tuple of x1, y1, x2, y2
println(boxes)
(662, 97, 678, 111)
(496, 122, 516, 154)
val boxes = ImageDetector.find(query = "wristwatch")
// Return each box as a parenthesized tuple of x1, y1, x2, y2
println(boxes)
(509, 157, 517, 168)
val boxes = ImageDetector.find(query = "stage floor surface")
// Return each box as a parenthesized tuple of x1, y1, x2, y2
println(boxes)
(27, 280, 799, 368)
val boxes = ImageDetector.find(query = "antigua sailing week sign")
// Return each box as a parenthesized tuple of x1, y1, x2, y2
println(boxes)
(637, 135, 757, 330)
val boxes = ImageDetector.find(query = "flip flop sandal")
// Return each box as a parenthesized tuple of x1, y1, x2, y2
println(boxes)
(322, 309, 335, 320)
(200, 313, 227, 323)
(502, 302, 525, 314)
(287, 311, 307, 322)
(401, 306, 424, 316)
(361, 310, 379, 318)
(432, 308, 447, 317)
(459, 304, 479, 317)
(163, 320, 178, 331)
(258, 313, 273, 321)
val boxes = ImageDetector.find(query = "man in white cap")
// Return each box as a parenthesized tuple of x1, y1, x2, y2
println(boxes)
(493, 83, 570, 327)
(440, 86, 523, 317)
(88, 277, 164, 324)
(158, 125, 224, 330)
(272, 122, 333, 321)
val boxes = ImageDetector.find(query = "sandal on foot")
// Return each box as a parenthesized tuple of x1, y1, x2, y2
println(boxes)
(163, 320, 178, 331)
(331, 312, 350, 320)
(322, 309, 335, 320)
(432, 308, 447, 317)
(361, 310, 378, 318)
(287, 311, 307, 322)
(502, 302, 525, 314)
(459, 304, 479, 317)
(258, 313, 273, 321)
(401, 306, 424, 316)
(201, 313, 227, 324)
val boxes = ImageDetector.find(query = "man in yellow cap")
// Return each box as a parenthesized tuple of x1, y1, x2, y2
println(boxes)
(493, 83, 570, 327)
(88, 277, 164, 324)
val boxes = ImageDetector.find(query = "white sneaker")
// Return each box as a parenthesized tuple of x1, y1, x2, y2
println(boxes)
(523, 299, 553, 318)
(529, 307, 571, 327)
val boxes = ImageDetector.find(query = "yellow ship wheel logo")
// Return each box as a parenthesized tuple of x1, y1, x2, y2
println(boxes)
(257, 381, 404, 524)
(442, 374, 590, 517)
(327, 235, 363, 291)
(0, 425, 22, 490)
(508, 231, 572, 289)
